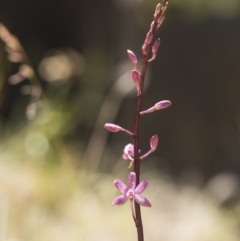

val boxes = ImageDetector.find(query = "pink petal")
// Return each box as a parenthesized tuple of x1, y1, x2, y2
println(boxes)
(114, 179, 127, 194)
(135, 181, 149, 194)
(127, 172, 136, 189)
(122, 152, 129, 160)
(112, 195, 128, 206)
(134, 194, 152, 207)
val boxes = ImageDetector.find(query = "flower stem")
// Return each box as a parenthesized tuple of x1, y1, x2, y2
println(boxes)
(132, 2, 169, 240)
(133, 0, 168, 241)
(133, 46, 149, 241)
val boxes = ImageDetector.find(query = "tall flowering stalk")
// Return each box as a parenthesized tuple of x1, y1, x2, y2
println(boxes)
(104, 1, 171, 240)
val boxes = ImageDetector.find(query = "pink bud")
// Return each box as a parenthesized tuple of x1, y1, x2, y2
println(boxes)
(104, 123, 122, 132)
(140, 100, 171, 115)
(150, 21, 155, 32)
(156, 14, 165, 29)
(131, 70, 141, 95)
(150, 135, 159, 151)
(154, 100, 171, 110)
(152, 38, 161, 53)
(131, 70, 140, 84)
(144, 31, 153, 45)
(127, 50, 137, 65)
(155, 3, 161, 16)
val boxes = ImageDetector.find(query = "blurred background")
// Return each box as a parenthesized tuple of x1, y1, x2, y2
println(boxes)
(0, 0, 240, 240)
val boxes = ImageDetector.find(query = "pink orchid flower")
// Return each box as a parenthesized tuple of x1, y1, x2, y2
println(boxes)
(122, 144, 134, 160)
(112, 172, 151, 218)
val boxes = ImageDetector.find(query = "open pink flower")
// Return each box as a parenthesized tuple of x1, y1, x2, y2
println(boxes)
(122, 144, 141, 168)
(112, 172, 151, 217)
(122, 144, 134, 160)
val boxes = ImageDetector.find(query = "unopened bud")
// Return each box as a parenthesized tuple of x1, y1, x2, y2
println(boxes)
(152, 38, 161, 53)
(131, 70, 141, 95)
(144, 31, 153, 45)
(131, 70, 140, 84)
(154, 100, 171, 110)
(104, 123, 134, 136)
(127, 50, 137, 65)
(150, 21, 155, 32)
(156, 14, 165, 29)
(140, 100, 171, 115)
(104, 123, 122, 132)
(161, 1, 168, 15)
(140, 135, 158, 160)
(150, 135, 159, 151)
(154, 3, 161, 19)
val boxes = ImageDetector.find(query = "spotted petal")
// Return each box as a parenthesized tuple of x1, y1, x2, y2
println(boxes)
(112, 195, 128, 206)
(114, 179, 127, 194)
(127, 172, 136, 189)
(135, 181, 149, 194)
(134, 194, 151, 207)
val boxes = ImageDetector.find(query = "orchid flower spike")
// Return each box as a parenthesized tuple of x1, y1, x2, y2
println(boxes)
(112, 172, 151, 218)
(104, 123, 134, 136)
(140, 100, 171, 115)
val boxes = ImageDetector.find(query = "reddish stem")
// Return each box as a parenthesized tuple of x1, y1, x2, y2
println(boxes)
(133, 52, 149, 241)
(132, 1, 169, 240)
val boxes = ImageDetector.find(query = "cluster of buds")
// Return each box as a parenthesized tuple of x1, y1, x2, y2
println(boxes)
(104, 0, 170, 227)
(142, 0, 168, 59)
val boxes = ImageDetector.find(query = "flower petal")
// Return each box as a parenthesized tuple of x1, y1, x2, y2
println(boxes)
(112, 195, 128, 206)
(122, 152, 129, 160)
(134, 194, 152, 207)
(114, 179, 127, 194)
(128, 172, 136, 189)
(135, 181, 149, 194)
